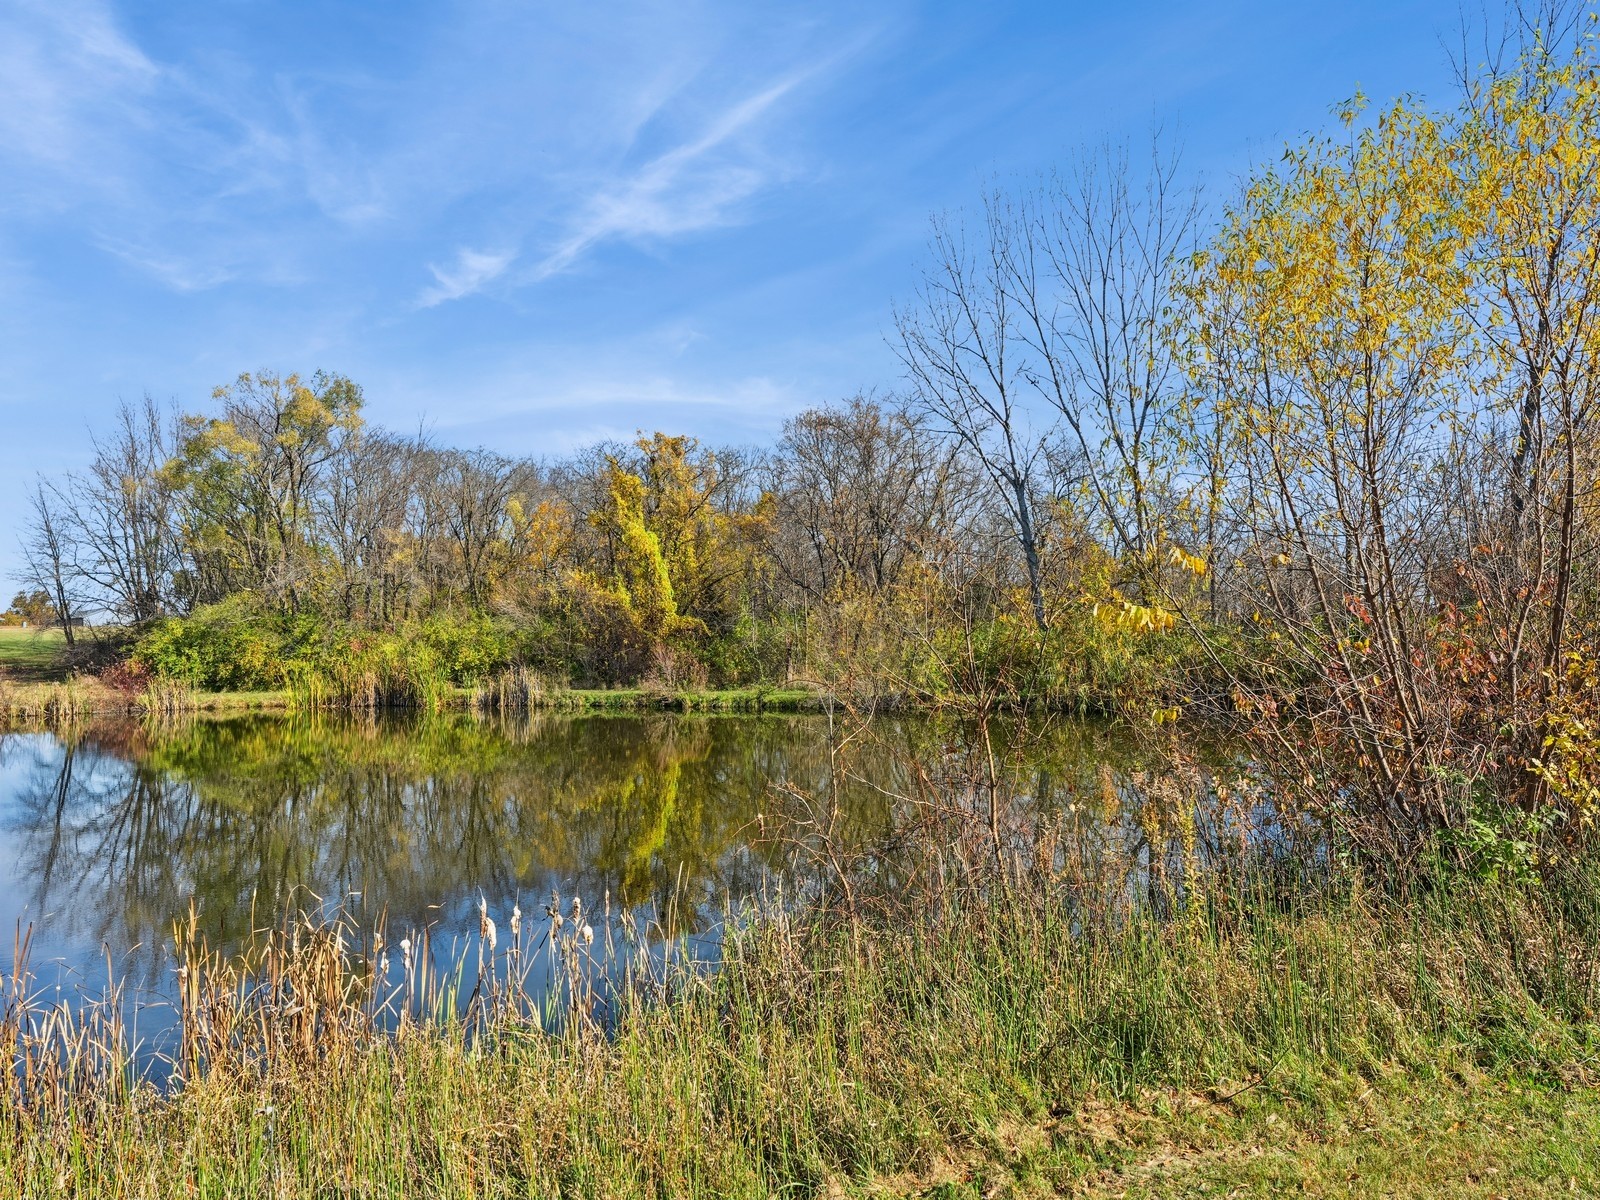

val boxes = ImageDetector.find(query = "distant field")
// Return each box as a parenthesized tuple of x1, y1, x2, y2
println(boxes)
(0, 627, 70, 682)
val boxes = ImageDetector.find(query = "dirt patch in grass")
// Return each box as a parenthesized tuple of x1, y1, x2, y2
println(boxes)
(1047, 1075, 1600, 1199)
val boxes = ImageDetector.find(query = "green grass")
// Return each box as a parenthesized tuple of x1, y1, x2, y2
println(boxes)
(189, 688, 295, 710)
(0, 672, 821, 722)
(0, 625, 70, 682)
(1008, 1072, 1600, 1198)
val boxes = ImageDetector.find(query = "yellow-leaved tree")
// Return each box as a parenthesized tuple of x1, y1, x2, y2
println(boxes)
(1187, 90, 1477, 832)
(1184, 12, 1600, 841)
(163, 371, 365, 613)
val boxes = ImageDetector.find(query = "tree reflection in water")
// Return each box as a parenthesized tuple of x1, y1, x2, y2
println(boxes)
(0, 712, 1170, 997)
(1, 714, 903, 981)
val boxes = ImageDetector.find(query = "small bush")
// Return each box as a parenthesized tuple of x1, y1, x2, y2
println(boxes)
(133, 595, 289, 690)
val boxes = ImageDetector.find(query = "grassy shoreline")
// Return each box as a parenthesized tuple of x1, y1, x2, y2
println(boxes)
(1, 624, 1141, 725)
(1, 625, 1147, 722)
(1, 631, 825, 720)
(5, 858, 1598, 1197)
(3, 625, 835, 717)
(0, 677, 829, 721)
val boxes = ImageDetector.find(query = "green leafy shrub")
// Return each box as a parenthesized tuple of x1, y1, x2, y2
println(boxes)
(133, 596, 289, 690)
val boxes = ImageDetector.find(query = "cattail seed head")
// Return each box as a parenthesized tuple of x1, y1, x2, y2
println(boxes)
(580, 924, 594, 947)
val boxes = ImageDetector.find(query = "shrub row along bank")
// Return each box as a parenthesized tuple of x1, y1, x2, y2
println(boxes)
(0, 680, 829, 724)
(116, 597, 1201, 718)
(4, 832, 1598, 1197)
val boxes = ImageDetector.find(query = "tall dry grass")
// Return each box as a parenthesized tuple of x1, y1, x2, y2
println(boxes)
(471, 664, 549, 711)
(0, 679, 99, 723)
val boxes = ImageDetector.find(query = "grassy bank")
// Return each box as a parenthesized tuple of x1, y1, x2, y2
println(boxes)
(3, 625, 834, 718)
(0, 629, 823, 721)
(5, 845, 1598, 1196)
(0, 625, 70, 681)
(0, 677, 294, 721)
(0, 679, 825, 722)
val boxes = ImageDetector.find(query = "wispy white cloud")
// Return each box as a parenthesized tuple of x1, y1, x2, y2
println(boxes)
(93, 237, 238, 292)
(419, 247, 517, 307)
(0, 0, 407, 287)
(421, 364, 798, 446)
(0, 1, 295, 288)
(0, 0, 159, 182)
(529, 68, 817, 282)
(0, 0, 868, 303)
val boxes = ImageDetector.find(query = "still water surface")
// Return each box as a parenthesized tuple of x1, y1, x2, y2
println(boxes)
(0, 712, 1157, 1015)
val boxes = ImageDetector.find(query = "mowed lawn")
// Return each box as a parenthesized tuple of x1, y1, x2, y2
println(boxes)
(0, 627, 71, 682)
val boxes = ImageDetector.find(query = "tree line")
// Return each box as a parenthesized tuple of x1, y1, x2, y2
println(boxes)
(20, 376, 1007, 688)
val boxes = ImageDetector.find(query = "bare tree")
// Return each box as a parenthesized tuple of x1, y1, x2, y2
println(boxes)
(435, 448, 534, 611)
(319, 430, 421, 622)
(767, 396, 977, 600)
(895, 202, 1057, 630)
(71, 396, 179, 624)
(1013, 139, 1202, 585)
(20, 479, 85, 646)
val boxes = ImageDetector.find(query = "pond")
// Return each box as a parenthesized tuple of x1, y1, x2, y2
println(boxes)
(0, 711, 1175, 1042)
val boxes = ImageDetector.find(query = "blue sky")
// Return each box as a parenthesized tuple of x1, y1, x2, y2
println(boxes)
(0, 0, 1464, 593)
